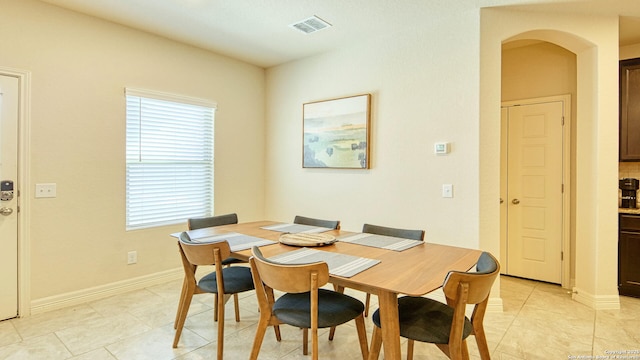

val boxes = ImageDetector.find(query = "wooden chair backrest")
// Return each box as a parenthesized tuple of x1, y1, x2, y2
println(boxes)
(362, 223, 425, 241)
(250, 246, 329, 293)
(178, 232, 231, 266)
(187, 213, 238, 230)
(442, 252, 500, 305)
(293, 215, 341, 230)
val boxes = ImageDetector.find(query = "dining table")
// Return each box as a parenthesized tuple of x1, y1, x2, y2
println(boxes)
(173, 220, 482, 360)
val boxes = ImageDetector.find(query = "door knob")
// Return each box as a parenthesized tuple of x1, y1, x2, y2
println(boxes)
(0, 207, 13, 216)
(511, 199, 520, 205)
(500, 198, 504, 204)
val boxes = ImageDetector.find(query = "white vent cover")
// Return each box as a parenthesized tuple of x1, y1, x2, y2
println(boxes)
(290, 15, 332, 34)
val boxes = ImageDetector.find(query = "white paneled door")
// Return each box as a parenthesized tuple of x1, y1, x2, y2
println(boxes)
(504, 101, 564, 284)
(0, 75, 19, 320)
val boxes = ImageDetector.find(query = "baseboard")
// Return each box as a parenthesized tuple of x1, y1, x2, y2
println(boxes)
(30, 268, 183, 315)
(572, 287, 620, 310)
(487, 296, 504, 312)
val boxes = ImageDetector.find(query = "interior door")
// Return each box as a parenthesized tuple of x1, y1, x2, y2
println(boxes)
(505, 101, 563, 284)
(0, 74, 19, 320)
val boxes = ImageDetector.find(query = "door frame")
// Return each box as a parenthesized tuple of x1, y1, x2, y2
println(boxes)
(1, 66, 32, 317)
(501, 94, 572, 288)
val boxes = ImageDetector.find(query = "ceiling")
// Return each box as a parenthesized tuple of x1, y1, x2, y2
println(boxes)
(38, 0, 640, 68)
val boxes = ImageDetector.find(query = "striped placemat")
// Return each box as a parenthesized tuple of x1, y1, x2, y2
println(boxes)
(268, 248, 380, 278)
(188, 232, 275, 251)
(338, 233, 423, 251)
(261, 223, 333, 234)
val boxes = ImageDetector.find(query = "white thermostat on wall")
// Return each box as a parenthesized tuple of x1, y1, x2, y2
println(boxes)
(434, 142, 450, 155)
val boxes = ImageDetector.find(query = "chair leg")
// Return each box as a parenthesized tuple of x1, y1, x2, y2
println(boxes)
(233, 293, 240, 322)
(249, 313, 271, 360)
(328, 285, 345, 340)
(214, 293, 219, 322)
(407, 339, 415, 360)
(312, 326, 319, 360)
(474, 326, 491, 360)
(174, 279, 188, 329)
(273, 325, 282, 341)
(364, 293, 371, 317)
(354, 314, 369, 360)
(216, 290, 225, 360)
(302, 328, 309, 355)
(368, 326, 382, 360)
(173, 288, 194, 348)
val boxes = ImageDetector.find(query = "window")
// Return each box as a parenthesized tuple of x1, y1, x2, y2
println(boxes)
(125, 88, 215, 229)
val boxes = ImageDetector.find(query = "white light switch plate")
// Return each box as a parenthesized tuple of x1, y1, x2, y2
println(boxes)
(35, 183, 57, 198)
(442, 184, 453, 198)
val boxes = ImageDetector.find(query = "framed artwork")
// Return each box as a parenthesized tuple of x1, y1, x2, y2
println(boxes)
(302, 94, 371, 169)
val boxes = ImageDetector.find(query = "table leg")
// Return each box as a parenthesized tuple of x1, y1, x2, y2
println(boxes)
(377, 291, 401, 360)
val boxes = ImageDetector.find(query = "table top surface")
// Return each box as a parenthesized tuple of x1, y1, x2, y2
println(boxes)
(175, 220, 483, 296)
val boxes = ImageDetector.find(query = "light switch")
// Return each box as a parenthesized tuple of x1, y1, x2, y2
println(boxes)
(35, 183, 57, 198)
(442, 184, 453, 198)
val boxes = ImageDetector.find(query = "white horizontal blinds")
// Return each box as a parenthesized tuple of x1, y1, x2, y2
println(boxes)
(125, 89, 215, 229)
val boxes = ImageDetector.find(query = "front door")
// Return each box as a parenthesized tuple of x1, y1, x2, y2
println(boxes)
(0, 74, 19, 320)
(503, 100, 564, 284)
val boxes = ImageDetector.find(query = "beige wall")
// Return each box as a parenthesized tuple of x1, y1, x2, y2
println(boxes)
(264, 8, 482, 250)
(1, 0, 265, 301)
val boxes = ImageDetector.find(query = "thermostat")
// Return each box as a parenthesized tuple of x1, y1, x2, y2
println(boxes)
(434, 142, 450, 155)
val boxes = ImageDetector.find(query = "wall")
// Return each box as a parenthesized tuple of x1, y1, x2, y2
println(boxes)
(481, 9, 620, 309)
(0, 0, 266, 304)
(264, 8, 482, 250)
(501, 41, 578, 283)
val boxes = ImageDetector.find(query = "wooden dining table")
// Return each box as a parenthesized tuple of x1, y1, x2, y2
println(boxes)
(175, 220, 482, 360)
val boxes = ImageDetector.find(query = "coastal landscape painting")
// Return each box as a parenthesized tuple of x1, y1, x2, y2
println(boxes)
(303, 94, 371, 169)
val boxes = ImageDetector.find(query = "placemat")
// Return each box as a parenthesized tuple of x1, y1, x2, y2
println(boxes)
(261, 223, 333, 234)
(268, 248, 380, 278)
(338, 233, 423, 251)
(188, 232, 275, 251)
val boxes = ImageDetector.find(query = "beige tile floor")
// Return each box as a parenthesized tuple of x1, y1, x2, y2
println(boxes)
(1, 274, 639, 360)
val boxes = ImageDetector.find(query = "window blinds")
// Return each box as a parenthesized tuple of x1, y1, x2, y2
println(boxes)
(125, 89, 215, 229)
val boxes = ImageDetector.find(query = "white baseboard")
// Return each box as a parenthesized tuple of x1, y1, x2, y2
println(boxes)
(572, 287, 620, 310)
(29, 268, 183, 316)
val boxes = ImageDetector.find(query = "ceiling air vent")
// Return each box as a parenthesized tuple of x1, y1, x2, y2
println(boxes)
(290, 15, 332, 34)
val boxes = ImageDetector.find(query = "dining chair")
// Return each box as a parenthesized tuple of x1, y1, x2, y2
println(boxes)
(368, 252, 500, 360)
(293, 215, 341, 230)
(248, 246, 369, 360)
(172, 232, 255, 360)
(186, 213, 245, 322)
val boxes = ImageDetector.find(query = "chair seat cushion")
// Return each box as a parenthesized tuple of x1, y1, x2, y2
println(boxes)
(198, 266, 254, 294)
(372, 296, 473, 344)
(273, 289, 364, 328)
(221, 257, 247, 266)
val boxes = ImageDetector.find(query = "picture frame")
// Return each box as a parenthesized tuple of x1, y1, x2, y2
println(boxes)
(302, 94, 371, 169)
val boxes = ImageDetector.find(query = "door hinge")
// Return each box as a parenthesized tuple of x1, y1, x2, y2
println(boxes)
(561, 251, 564, 261)
(561, 184, 564, 193)
(562, 116, 565, 126)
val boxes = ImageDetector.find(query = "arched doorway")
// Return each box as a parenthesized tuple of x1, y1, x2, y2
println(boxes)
(500, 40, 576, 287)
(480, 11, 621, 310)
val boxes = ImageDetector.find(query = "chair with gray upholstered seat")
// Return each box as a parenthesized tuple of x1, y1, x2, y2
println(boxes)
(185, 213, 246, 322)
(368, 252, 500, 360)
(173, 232, 255, 359)
(248, 246, 368, 360)
(293, 215, 341, 230)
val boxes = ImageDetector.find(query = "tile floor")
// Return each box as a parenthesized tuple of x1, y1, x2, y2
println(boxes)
(0, 274, 639, 359)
